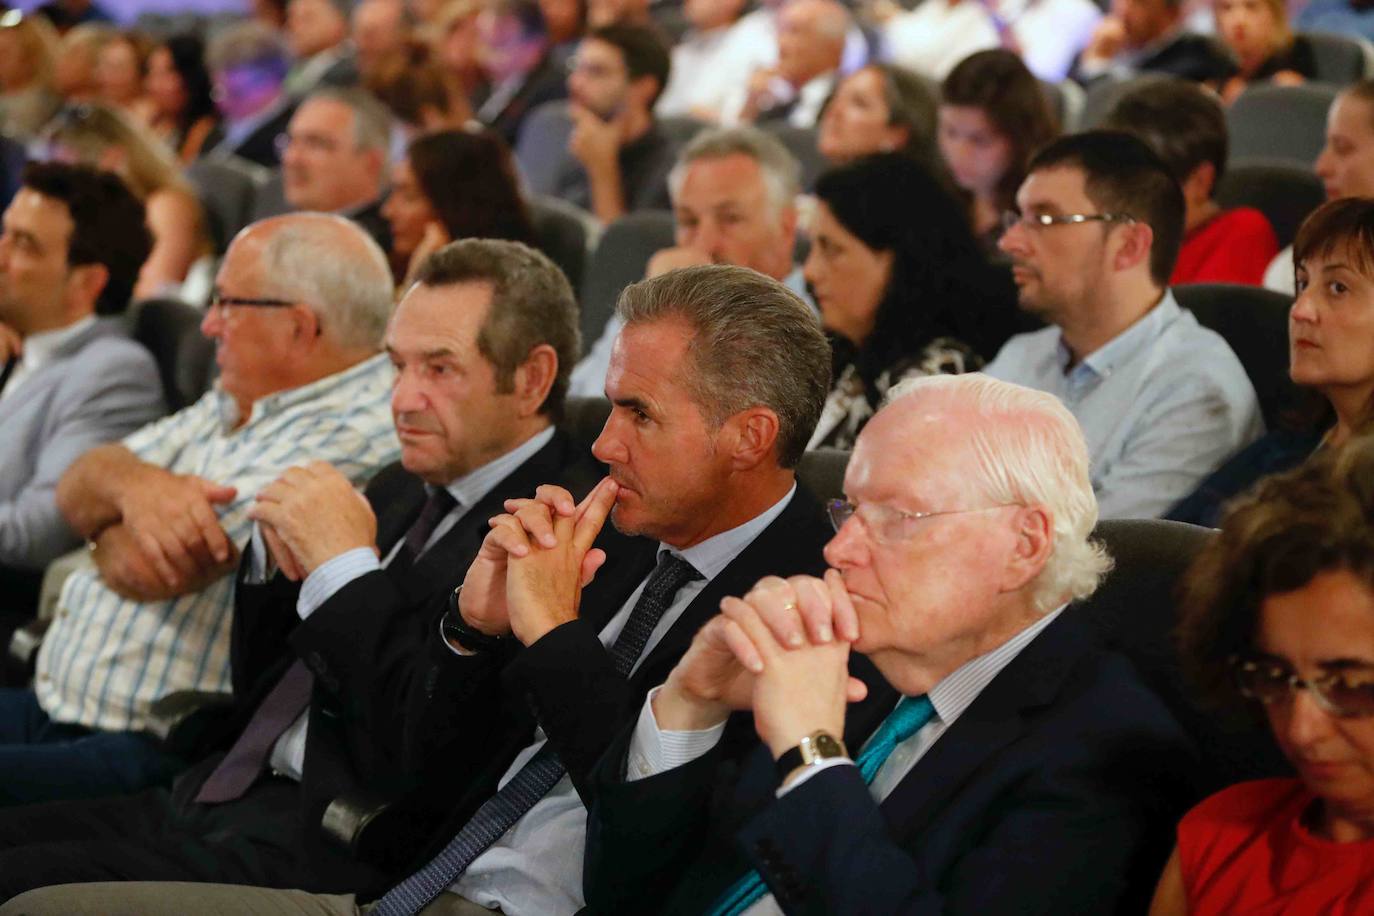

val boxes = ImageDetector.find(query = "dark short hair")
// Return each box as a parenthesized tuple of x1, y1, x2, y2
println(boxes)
(1102, 77, 1228, 194)
(586, 23, 670, 106)
(414, 239, 579, 421)
(1178, 437, 1374, 717)
(1028, 130, 1185, 287)
(941, 49, 1058, 213)
(405, 128, 536, 247)
(1293, 197, 1374, 281)
(616, 264, 831, 468)
(20, 161, 151, 316)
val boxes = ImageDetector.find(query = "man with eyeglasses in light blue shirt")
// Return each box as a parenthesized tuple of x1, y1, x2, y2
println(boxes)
(985, 130, 1262, 520)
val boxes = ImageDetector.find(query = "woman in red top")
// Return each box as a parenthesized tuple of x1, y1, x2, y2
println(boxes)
(1150, 440, 1374, 914)
(1104, 77, 1278, 286)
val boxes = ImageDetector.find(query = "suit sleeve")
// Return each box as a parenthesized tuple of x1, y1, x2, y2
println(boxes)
(0, 343, 165, 569)
(736, 716, 1190, 914)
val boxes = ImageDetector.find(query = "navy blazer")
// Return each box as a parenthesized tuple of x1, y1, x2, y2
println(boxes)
(585, 611, 1200, 915)
(171, 428, 604, 895)
(390, 483, 836, 879)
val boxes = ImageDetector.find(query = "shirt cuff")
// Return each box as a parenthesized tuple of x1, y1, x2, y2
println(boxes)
(625, 685, 727, 782)
(297, 548, 381, 619)
(776, 758, 855, 798)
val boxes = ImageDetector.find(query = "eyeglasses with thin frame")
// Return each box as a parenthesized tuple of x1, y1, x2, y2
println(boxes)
(826, 499, 1016, 545)
(1230, 653, 1374, 719)
(208, 294, 298, 312)
(1000, 210, 1137, 233)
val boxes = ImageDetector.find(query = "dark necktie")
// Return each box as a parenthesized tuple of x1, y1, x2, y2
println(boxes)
(0, 355, 17, 398)
(388, 488, 460, 576)
(707, 695, 937, 916)
(372, 552, 703, 916)
(194, 488, 462, 805)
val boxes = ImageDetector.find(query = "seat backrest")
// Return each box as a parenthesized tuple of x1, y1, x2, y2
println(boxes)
(797, 448, 849, 504)
(580, 210, 676, 346)
(186, 156, 268, 254)
(1072, 519, 1290, 794)
(1046, 78, 1086, 131)
(249, 168, 291, 222)
(1227, 82, 1339, 167)
(760, 123, 828, 189)
(1173, 282, 1301, 431)
(514, 100, 575, 199)
(1078, 72, 1172, 130)
(563, 396, 612, 451)
(126, 298, 217, 411)
(529, 195, 595, 295)
(658, 114, 709, 148)
(1302, 29, 1374, 85)
(1214, 157, 1325, 250)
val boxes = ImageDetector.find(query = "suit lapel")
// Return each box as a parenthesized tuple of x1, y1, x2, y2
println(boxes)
(875, 613, 1094, 837)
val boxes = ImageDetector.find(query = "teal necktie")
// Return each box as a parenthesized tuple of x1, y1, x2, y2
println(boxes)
(707, 695, 937, 916)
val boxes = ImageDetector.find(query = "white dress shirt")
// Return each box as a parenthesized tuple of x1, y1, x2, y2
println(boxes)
(0, 316, 96, 402)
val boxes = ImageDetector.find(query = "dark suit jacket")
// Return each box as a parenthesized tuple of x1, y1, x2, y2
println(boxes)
(584, 612, 1199, 915)
(220, 102, 298, 169)
(387, 483, 835, 883)
(172, 428, 604, 896)
(483, 52, 570, 148)
(1071, 32, 1237, 86)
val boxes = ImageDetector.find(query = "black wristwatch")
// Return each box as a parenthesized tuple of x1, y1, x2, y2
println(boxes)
(774, 730, 850, 781)
(440, 586, 508, 653)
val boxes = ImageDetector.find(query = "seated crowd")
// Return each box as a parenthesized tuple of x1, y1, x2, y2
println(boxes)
(1, 0, 1374, 912)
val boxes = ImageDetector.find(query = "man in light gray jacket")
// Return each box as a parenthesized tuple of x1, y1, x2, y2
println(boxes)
(0, 163, 165, 615)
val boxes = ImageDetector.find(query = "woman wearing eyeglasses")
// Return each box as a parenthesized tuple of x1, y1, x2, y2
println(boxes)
(1150, 437, 1374, 914)
(802, 153, 1019, 450)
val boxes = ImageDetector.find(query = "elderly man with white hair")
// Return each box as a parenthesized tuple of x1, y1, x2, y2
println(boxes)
(583, 372, 1197, 914)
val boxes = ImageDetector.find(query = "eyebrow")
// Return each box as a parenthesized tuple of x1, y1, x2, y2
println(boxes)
(611, 395, 652, 415)
(1317, 658, 1374, 672)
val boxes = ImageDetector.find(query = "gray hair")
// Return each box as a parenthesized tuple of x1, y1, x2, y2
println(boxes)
(255, 213, 394, 350)
(206, 20, 290, 74)
(668, 126, 801, 220)
(302, 86, 393, 154)
(414, 238, 579, 421)
(616, 264, 830, 467)
(886, 373, 1113, 612)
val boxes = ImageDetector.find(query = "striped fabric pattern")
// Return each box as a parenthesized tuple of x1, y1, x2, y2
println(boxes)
(35, 354, 399, 733)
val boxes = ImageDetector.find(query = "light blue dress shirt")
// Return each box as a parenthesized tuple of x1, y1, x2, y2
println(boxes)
(984, 290, 1263, 519)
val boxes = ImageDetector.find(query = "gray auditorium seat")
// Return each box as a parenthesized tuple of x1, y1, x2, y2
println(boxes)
(1227, 82, 1339, 167)
(1303, 30, 1374, 85)
(579, 210, 676, 347)
(1215, 157, 1325, 250)
(529, 195, 597, 294)
(187, 156, 268, 254)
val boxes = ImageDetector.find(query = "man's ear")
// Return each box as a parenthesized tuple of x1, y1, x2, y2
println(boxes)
(511, 343, 559, 417)
(998, 504, 1054, 595)
(64, 263, 109, 319)
(721, 405, 781, 471)
(1111, 220, 1155, 275)
(291, 302, 323, 343)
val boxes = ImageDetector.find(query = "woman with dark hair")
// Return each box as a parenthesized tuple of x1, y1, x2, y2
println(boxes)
(1151, 437, 1374, 914)
(938, 49, 1058, 248)
(816, 62, 938, 167)
(145, 34, 222, 163)
(1169, 197, 1374, 526)
(381, 126, 537, 285)
(803, 152, 1018, 449)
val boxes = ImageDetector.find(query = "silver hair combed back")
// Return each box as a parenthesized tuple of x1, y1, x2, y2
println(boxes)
(668, 126, 801, 220)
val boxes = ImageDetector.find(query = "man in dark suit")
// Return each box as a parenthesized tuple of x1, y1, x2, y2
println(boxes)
(0, 263, 837, 914)
(0, 240, 603, 900)
(204, 21, 299, 168)
(1070, 0, 1235, 86)
(584, 373, 1199, 914)
(478, 0, 570, 146)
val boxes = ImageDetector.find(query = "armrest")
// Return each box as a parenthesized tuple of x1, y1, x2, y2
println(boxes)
(322, 792, 440, 869)
(146, 689, 236, 758)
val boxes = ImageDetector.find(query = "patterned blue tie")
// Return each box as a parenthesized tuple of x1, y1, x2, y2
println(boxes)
(707, 695, 937, 916)
(372, 552, 701, 916)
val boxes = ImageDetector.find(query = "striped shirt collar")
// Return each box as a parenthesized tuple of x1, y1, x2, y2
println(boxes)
(926, 603, 1068, 727)
(439, 424, 557, 511)
(215, 352, 392, 432)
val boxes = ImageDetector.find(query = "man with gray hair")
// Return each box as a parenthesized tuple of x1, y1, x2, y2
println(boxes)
(585, 372, 1197, 913)
(722, 0, 849, 128)
(570, 126, 810, 396)
(0, 213, 398, 808)
(2, 264, 840, 913)
(204, 21, 297, 167)
(277, 87, 393, 253)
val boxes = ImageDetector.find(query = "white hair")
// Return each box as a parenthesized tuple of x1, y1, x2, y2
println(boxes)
(254, 213, 394, 350)
(886, 373, 1113, 612)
